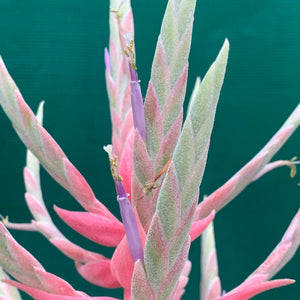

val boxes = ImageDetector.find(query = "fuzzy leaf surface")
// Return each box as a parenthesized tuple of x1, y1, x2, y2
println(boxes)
(196, 103, 300, 219)
(133, 0, 197, 228)
(142, 40, 229, 299)
(200, 222, 221, 300)
(0, 57, 114, 218)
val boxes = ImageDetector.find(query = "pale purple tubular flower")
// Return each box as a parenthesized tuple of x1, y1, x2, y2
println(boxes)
(124, 39, 147, 141)
(129, 65, 146, 141)
(104, 145, 144, 262)
(104, 48, 111, 74)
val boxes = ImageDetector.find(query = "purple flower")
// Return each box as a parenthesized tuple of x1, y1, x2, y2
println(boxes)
(104, 145, 144, 262)
(124, 39, 147, 141)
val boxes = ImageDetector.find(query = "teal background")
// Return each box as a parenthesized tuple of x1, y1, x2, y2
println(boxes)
(0, 0, 299, 299)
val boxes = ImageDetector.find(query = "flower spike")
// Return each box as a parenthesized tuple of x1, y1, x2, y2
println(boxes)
(104, 145, 144, 262)
(0, 0, 299, 299)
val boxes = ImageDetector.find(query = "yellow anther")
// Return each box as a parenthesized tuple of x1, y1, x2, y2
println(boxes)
(129, 60, 137, 70)
(289, 156, 298, 178)
(104, 145, 123, 181)
(110, 0, 125, 20)
(290, 165, 297, 178)
(123, 40, 137, 70)
(109, 156, 119, 168)
(110, 165, 123, 182)
(111, 168, 118, 181)
(123, 48, 130, 57)
(108, 155, 123, 181)
(110, 9, 121, 20)
(127, 40, 135, 56)
(110, 0, 126, 18)
(1, 215, 9, 224)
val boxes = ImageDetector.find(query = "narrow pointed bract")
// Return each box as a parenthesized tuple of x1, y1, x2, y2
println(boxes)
(200, 222, 221, 300)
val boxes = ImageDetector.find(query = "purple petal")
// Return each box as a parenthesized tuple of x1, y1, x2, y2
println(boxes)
(129, 64, 147, 141)
(118, 194, 144, 261)
(104, 145, 144, 262)
(104, 48, 111, 74)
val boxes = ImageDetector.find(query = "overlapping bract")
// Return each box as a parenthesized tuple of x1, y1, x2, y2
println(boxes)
(0, 0, 299, 299)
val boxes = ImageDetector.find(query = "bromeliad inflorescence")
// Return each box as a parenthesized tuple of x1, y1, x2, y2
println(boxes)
(0, 0, 299, 300)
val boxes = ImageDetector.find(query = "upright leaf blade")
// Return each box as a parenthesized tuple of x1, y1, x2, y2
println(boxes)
(169, 39, 229, 217)
(200, 222, 221, 300)
(133, 0, 197, 229)
(142, 40, 229, 299)
(146, 0, 196, 161)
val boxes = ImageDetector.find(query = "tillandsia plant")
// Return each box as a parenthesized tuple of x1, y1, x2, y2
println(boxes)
(0, 0, 299, 299)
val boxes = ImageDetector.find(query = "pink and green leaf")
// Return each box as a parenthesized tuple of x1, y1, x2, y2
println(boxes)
(0, 267, 22, 300)
(75, 260, 121, 289)
(249, 208, 300, 280)
(200, 222, 222, 300)
(133, 0, 197, 229)
(21, 103, 114, 266)
(54, 206, 125, 247)
(4, 280, 119, 300)
(196, 104, 300, 220)
(214, 275, 294, 300)
(0, 223, 82, 296)
(215, 209, 300, 299)
(142, 39, 229, 298)
(0, 57, 115, 218)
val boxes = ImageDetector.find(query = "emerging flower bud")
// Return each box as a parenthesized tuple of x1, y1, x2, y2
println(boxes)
(123, 39, 147, 141)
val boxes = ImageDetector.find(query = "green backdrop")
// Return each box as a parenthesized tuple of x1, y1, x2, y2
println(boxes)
(0, 1, 299, 299)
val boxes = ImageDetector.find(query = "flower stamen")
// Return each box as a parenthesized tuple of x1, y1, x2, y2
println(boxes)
(104, 145, 144, 262)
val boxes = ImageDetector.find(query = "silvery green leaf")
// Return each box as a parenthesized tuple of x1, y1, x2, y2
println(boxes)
(142, 39, 229, 299)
